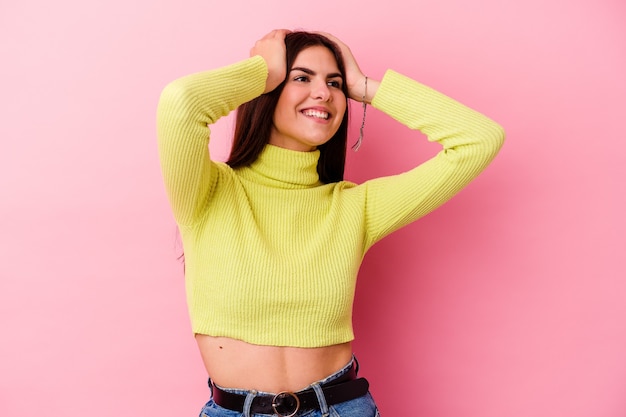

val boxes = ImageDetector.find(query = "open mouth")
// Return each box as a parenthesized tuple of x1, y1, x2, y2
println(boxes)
(301, 109, 330, 120)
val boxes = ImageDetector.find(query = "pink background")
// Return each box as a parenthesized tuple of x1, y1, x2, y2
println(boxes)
(1, 0, 625, 416)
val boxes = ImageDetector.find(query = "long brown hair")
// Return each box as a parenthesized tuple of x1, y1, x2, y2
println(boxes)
(226, 31, 350, 183)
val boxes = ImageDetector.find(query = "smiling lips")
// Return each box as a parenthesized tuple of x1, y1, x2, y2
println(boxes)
(302, 109, 330, 120)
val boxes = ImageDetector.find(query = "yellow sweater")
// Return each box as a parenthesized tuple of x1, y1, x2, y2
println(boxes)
(157, 55, 504, 347)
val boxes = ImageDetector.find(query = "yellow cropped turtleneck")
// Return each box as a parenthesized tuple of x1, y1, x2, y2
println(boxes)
(157, 55, 504, 347)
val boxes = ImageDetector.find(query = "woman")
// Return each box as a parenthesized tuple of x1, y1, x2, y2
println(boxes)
(157, 29, 504, 417)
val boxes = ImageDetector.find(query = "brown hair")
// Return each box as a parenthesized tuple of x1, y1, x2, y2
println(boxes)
(226, 31, 350, 183)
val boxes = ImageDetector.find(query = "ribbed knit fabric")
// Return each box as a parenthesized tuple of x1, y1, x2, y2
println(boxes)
(157, 56, 505, 347)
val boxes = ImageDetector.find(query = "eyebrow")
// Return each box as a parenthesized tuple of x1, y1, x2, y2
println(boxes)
(290, 66, 343, 80)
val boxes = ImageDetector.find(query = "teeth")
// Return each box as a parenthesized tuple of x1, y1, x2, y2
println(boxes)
(302, 109, 329, 120)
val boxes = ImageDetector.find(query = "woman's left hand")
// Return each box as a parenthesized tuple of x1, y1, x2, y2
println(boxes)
(316, 32, 378, 103)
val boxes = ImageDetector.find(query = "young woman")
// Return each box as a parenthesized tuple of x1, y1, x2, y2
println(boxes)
(157, 29, 504, 417)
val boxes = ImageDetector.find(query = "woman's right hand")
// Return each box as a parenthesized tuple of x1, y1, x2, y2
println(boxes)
(250, 29, 291, 94)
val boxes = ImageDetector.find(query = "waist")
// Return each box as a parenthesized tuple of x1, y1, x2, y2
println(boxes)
(197, 335, 354, 392)
(210, 355, 369, 416)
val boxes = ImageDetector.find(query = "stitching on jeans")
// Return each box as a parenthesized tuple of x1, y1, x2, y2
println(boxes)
(328, 405, 341, 417)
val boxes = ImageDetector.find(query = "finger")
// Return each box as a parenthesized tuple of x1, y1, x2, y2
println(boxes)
(265, 28, 291, 40)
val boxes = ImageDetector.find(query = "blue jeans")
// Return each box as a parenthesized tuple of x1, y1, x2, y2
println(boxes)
(199, 357, 380, 417)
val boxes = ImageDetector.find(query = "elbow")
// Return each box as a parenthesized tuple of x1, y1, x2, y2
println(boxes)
(482, 120, 506, 160)
(158, 80, 194, 113)
(157, 79, 203, 132)
(457, 120, 505, 168)
(492, 122, 506, 146)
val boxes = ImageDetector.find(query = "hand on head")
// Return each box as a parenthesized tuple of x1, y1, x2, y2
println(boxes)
(252, 29, 370, 102)
(314, 32, 367, 103)
(250, 29, 291, 94)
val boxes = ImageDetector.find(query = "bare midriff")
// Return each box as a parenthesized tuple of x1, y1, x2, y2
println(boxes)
(195, 334, 353, 393)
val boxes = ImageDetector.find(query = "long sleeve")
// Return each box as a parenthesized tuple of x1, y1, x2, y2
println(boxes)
(156, 56, 267, 227)
(163, 62, 504, 347)
(362, 70, 505, 249)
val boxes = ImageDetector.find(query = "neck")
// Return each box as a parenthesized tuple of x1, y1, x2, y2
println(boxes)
(238, 144, 322, 189)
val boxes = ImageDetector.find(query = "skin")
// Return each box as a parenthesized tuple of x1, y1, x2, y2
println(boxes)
(195, 29, 381, 393)
(269, 45, 347, 152)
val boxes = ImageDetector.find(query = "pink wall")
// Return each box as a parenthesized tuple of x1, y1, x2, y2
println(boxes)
(1, 0, 625, 416)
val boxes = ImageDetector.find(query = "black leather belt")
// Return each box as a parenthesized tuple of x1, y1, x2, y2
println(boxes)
(211, 366, 369, 417)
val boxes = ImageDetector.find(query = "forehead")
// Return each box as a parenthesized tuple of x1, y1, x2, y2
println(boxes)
(291, 46, 340, 73)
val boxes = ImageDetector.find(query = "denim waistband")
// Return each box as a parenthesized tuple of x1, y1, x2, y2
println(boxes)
(209, 354, 358, 396)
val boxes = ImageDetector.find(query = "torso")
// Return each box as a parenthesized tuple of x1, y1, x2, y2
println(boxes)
(195, 334, 353, 393)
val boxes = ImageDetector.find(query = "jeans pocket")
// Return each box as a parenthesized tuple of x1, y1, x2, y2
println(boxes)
(199, 399, 244, 417)
(328, 392, 378, 417)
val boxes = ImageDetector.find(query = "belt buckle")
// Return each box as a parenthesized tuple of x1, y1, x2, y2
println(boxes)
(272, 391, 300, 417)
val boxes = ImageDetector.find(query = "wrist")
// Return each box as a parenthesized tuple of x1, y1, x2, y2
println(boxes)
(363, 78, 379, 104)
(352, 76, 379, 103)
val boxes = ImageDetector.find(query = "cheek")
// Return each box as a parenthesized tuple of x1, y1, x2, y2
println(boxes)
(336, 101, 347, 121)
(272, 99, 293, 126)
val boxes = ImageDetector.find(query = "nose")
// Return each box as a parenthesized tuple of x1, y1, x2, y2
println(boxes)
(311, 79, 332, 102)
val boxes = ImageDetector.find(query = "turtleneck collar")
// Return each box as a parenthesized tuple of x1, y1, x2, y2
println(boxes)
(239, 144, 322, 189)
